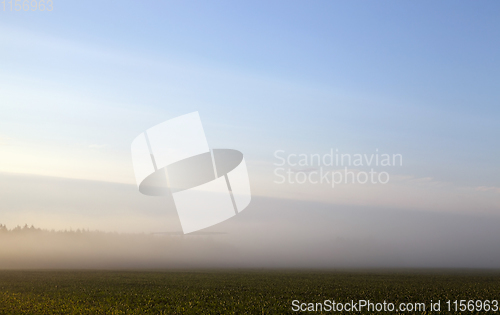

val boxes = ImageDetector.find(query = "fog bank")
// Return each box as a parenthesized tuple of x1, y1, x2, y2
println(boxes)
(1, 173, 500, 269)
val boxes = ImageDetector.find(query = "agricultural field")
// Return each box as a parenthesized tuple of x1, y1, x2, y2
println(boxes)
(0, 270, 499, 314)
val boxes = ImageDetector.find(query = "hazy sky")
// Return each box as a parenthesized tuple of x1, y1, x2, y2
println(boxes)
(1, 1, 499, 268)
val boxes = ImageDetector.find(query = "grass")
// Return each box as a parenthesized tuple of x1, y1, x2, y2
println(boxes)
(0, 270, 499, 314)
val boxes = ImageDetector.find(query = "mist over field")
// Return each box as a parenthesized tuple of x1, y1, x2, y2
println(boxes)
(1, 172, 500, 269)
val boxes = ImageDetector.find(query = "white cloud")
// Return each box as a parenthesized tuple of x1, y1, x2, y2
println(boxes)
(476, 186, 500, 194)
(89, 144, 106, 149)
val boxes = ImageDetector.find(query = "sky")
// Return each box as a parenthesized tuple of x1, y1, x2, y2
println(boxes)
(1, 1, 499, 268)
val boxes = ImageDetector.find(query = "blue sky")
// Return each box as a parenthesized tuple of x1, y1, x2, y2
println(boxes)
(1, 1, 499, 218)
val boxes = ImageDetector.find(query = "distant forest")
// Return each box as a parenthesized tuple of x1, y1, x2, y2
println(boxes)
(0, 224, 97, 234)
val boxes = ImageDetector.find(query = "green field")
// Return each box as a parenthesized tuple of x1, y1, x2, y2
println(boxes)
(0, 270, 499, 314)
